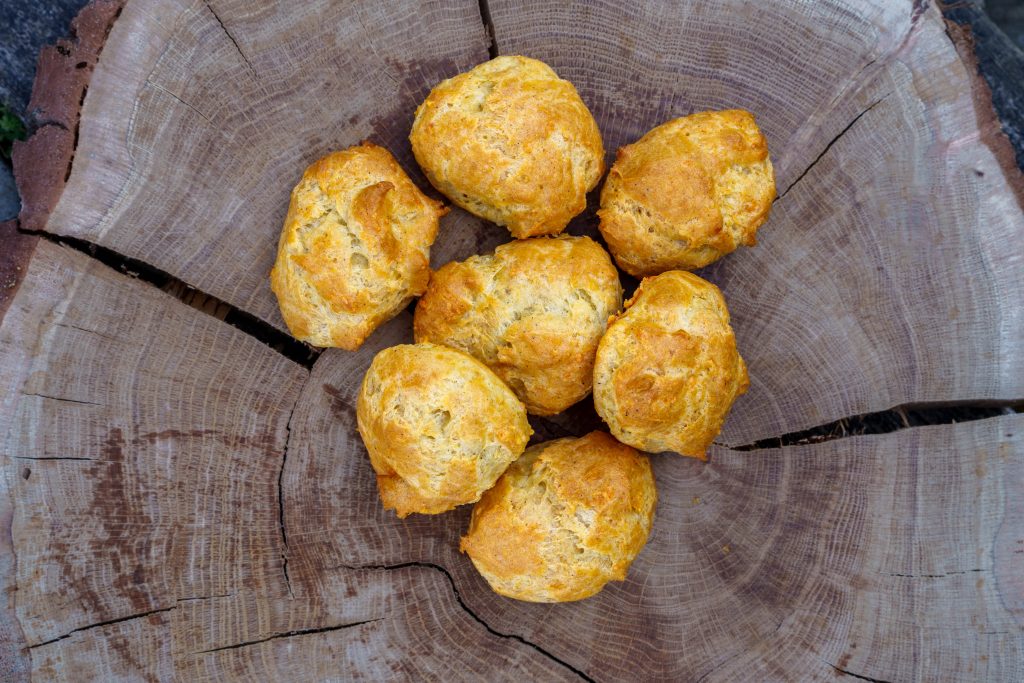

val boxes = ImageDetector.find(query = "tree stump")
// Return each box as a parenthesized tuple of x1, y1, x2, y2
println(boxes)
(3, 1, 1023, 680)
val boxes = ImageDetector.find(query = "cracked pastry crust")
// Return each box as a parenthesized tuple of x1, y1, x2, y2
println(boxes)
(413, 235, 623, 416)
(270, 142, 447, 350)
(598, 109, 775, 276)
(593, 271, 749, 460)
(356, 342, 532, 518)
(461, 431, 656, 602)
(409, 55, 605, 238)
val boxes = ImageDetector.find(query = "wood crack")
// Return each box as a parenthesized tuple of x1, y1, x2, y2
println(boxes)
(885, 568, 983, 579)
(778, 96, 889, 201)
(29, 605, 176, 649)
(825, 661, 894, 683)
(11, 455, 94, 462)
(336, 561, 595, 682)
(476, 0, 500, 58)
(20, 392, 101, 406)
(54, 321, 118, 341)
(278, 403, 296, 598)
(726, 400, 1021, 451)
(146, 81, 213, 123)
(20, 229, 318, 369)
(194, 619, 383, 654)
(176, 593, 235, 602)
(202, 0, 257, 79)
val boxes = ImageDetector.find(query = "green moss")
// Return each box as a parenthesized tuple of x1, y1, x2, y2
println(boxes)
(0, 104, 27, 162)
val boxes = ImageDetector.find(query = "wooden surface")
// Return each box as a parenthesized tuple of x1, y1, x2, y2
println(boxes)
(2, 0, 1023, 680)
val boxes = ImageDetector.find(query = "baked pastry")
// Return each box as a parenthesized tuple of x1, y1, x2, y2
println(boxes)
(593, 271, 748, 459)
(413, 236, 622, 415)
(356, 342, 532, 517)
(270, 142, 447, 350)
(461, 431, 656, 602)
(409, 56, 605, 238)
(598, 109, 775, 276)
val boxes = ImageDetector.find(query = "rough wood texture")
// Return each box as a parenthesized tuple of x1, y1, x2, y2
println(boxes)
(2, 0, 1023, 680)
(12, 0, 123, 233)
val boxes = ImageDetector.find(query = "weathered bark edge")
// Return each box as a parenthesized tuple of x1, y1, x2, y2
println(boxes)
(7, 0, 124, 271)
(944, 16, 1024, 209)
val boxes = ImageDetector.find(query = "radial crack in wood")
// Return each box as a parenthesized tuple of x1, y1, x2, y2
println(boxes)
(277, 402, 297, 598)
(476, 0, 500, 58)
(826, 661, 894, 683)
(5, 225, 306, 382)
(192, 619, 384, 655)
(776, 95, 889, 201)
(728, 400, 1021, 451)
(30, 606, 178, 650)
(201, 0, 258, 79)
(330, 561, 596, 682)
(20, 230, 318, 367)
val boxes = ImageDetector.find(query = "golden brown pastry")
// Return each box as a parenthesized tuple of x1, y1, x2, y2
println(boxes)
(413, 236, 622, 415)
(270, 142, 447, 350)
(461, 431, 656, 602)
(409, 56, 605, 238)
(356, 342, 532, 517)
(593, 271, 748, 460)
(598, 109, 775, 276)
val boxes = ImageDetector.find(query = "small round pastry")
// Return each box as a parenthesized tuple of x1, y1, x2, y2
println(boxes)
(598, 109, 775, 276)
(270, 142, 447, 350)
(409, 56, 605, 238)
(461, 431, 656, 603)
(356, 342, 532, 517)
(593, 271, 749, 460)
(413, 236, 622, 416)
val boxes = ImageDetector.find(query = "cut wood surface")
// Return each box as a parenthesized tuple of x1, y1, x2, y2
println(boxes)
(2, 0, 1023, 680)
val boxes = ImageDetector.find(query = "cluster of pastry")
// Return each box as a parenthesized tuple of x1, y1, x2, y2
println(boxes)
(271, 56, 775, 602)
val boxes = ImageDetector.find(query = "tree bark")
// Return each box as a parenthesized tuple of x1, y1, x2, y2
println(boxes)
(2, 0, 1022, 680)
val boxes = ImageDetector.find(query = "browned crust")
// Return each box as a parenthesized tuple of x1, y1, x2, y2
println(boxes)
(944, 18, 1024, 211)
(11, 0, 125, 233)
